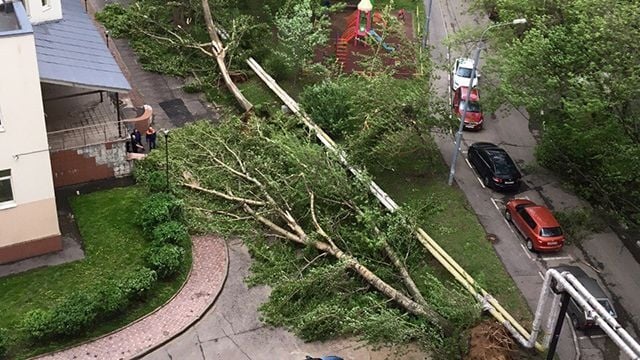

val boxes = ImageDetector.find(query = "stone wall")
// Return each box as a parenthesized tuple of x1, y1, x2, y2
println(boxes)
(50, 140, 132, 188)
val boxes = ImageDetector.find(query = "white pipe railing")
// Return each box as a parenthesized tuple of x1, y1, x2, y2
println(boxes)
(531, 269, 640, 359)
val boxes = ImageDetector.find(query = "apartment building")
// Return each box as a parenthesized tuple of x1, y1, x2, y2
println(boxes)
(0, 0, 62, 263)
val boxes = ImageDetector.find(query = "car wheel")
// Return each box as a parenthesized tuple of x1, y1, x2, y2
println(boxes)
(526, 239, 536, 252)
(483, 176, 490, 187)
(505, 210, 512, 222)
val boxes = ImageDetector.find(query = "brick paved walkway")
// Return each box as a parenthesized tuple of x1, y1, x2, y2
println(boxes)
(34, 236, 228, 360)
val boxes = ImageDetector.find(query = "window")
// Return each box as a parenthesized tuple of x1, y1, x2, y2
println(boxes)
(0, 169, 15, 206)
(41, 0, 49, 7)
(540, 227, 563, 237)
(520, 211, 537, 229)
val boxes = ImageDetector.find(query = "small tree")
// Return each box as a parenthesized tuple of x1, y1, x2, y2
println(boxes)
(273, 0, 331, 73)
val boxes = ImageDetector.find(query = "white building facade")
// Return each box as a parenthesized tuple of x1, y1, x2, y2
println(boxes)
(0, 0, 61, 263)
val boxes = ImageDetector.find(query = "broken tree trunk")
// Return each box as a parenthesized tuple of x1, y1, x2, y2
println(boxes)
(200, 0, 253, 113)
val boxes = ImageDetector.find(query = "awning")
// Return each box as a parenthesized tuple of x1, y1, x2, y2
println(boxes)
(33, 0, 131, 92)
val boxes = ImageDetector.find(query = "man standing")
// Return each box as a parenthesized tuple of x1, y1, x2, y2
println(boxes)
(145, 126, 157, 150)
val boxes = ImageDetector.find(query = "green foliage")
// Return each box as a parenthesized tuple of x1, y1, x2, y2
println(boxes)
(299, 80, 356, 138)
(118, 267, 159, 299)
(272, 0, 332, 72)
(152, 220, 190, 245)
(554, 208, 606, 244)
(21, 268, 159, 342)
(21, 310, 53, 341)
(146, 245, 186, 279)
(0, 328, 7, 359)
(136, 193, 184, 232)
(483, 0, 640, 229)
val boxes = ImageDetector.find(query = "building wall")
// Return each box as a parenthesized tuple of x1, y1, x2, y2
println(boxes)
(0, 16, 61, 263)
(23, 0, 63, 24)
(50, 140, 132, 188)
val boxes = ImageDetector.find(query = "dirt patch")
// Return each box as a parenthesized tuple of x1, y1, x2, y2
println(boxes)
(466, 320, 517, 360)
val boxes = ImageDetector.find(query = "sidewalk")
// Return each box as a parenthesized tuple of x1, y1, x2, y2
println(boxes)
(85, 0, 219, 132)
(34, 236, 228, 360)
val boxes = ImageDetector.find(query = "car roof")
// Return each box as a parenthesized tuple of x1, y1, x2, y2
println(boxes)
(458, 87, 480, 101)
(457, 58, 474, 68)
(552, 266, 608, 298)
(525, 205, 560, 228)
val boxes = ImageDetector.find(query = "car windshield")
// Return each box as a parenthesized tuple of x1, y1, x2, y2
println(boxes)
(488, 151, 519, 175)
(598, 299, 616, 317)
(456, 67, 473, 78)
(540, 227, 563, 237)
(459, 100, 481, 112)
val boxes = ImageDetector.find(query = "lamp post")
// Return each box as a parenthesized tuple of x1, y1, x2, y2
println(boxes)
(162, 129, 170, 191)
(447, 18, 527, 186)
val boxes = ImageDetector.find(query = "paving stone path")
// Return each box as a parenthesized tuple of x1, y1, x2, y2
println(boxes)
(34, 236, 228, 360)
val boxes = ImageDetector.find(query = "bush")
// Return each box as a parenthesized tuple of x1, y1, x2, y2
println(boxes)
(48, 292, 100, 337)
(118, 267, 158, 299)
(152, 221, 190, 245)
(136, 193, 184, 232)
(146, 245, 185, 279)
(0, 328, 9, 358)
(299, 80, 356, 139)
(263, 52, 295, 82)
(21, 309, 54, 341)
(94, 280, 129, 315)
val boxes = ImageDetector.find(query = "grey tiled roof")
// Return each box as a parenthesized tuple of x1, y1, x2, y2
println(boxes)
(33, 0, 130, 92)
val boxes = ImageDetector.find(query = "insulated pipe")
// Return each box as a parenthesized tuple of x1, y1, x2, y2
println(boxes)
(417, 229, 544, 350)
(526, 270, 554, 347)
(550, 270, 640, 359)
(564, 274, 640, 355)
(543, 292, 562, 347)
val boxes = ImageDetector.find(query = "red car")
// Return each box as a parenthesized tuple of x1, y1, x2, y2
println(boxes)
(452, 86, 483, 130)
(504, 199, 565, 252)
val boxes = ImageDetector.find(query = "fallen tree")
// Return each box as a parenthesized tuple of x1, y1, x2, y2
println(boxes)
(135, 116, 479, 357)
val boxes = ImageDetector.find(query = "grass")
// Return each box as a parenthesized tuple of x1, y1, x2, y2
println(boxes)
(0, 186, 191, 359)
(371, 143, 532, 323)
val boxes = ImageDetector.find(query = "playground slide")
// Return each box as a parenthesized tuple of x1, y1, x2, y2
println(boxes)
(367, 29, 395, 52)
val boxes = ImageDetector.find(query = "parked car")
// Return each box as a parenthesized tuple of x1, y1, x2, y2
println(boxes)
(505, 199, 565, 252)
(451, 57, 479, 90)
(550, 265, 618, 330)
(452, 86, 484, 130)
(467, 142, 521, 191)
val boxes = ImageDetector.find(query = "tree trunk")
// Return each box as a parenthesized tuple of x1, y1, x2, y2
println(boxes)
(200, 0, 253, 113)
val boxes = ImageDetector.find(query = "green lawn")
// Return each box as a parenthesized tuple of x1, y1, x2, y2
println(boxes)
(372, 145, 532, 323)
(0, 186, 190, 359)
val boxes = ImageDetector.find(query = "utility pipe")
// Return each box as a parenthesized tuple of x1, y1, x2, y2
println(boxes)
(543, 292, 562, 347)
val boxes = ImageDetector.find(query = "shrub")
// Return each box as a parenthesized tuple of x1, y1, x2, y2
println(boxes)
(146, 245, 185, 279)
(0, 328, 9, 358)
(21, 309, 54, 341)
(299, 81, 356, 138)
(152, 221, 190, 245)
(48, 292, 99, 337)
(118, 267, 158, 299)
(263, 52, 295, 82)
(94, 280, 128, 315)
(136, 193, 184, 232)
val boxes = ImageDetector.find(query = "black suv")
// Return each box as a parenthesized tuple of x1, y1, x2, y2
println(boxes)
(551, 266, 617, 330)
(467, 142, 521, 191)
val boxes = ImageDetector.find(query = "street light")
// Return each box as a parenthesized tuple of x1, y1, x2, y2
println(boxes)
(447, 18, 527, 186)
(162, 129, 170, 191)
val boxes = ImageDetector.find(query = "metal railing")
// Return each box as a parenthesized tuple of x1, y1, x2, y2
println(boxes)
(47, 119, 134, 151)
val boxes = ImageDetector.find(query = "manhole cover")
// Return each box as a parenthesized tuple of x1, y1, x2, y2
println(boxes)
(486, 234, 499, 243)
(159, 98, 194, 126)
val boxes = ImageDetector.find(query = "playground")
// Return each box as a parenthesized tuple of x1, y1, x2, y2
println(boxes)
(328, 0, 415, 74)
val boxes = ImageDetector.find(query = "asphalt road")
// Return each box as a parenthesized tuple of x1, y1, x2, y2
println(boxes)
(424, 0, 640, 359)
